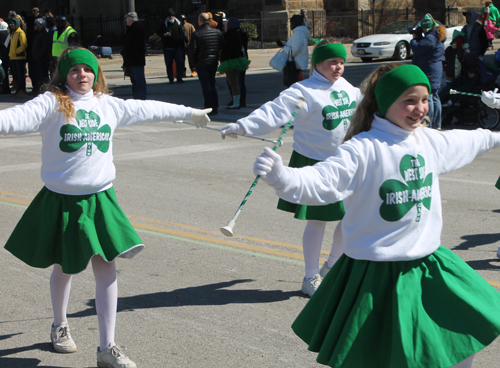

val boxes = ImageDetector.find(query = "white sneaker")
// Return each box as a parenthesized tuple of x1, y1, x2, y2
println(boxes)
(97, 343, 137, 368)
(319, 262, 332, 278)
(50, 321, 77, 353)
(301, 275, 322, 297)
(497, 246, 500, 259)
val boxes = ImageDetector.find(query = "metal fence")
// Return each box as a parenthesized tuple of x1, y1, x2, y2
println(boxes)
(71, 7, 479, 50)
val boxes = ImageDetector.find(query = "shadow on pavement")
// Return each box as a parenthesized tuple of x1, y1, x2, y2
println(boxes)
(453, 232, 500, 250)
(69, 279, 303, 318)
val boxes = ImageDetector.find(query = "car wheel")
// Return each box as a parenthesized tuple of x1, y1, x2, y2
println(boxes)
(361, 57, 373, 62)
(393, 42, 407, 60)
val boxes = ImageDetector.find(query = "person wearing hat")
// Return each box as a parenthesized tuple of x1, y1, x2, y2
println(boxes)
(300, 8, 312, 33)
(460, 9, 488, 57)
(51, 15, 78, 78)
(0, 20, 9, 94)
(7, 17, 27, 99)
(180, 14, 196, 77)
(481, 1, 500, 27)
(31, 17, 51, 94)
(156, 8, 187, 84)
(410, 13, 446, 129)
(220, 41, 362, 296)
(122, 12, 147, 99)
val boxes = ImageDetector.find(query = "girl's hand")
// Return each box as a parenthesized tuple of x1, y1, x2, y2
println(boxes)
(220, 123, 245, 139)
(481, 88, 500, 109)
(254, 147, 289, 186)
(189, 108, 212, 128)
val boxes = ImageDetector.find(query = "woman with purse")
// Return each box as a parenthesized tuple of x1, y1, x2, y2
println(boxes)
(271, 14, 310, 86)
(220, 41, 362, 297)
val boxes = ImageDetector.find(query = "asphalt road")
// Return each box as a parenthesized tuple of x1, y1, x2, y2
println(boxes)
(1, 48, 500, 367)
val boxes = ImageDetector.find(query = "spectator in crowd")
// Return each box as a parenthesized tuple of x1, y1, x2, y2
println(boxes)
(0, 20, 9, 94)
(51, 15, 78, 76)
(214, 11, 226, 33)
(483, 16, 497, 50)
(157, 8, 186, 84)
(25, 7, 41, 95)
(300, 8, 312, 32)
(218, 17, 251, 110)
(461, 10, 488, 57)
(7, 17, 27, 99)
(189, 12, 225, 116)
(410, 13, 446, 129)
(481, 1, 500, 26)
(31, 17, 51, 95)
(276, 14, 310, 83)
(44, 10, 54, 17)
(181, 14, 196, 77)
(207, 12, 218, 28)
(121, 12, 147, 100)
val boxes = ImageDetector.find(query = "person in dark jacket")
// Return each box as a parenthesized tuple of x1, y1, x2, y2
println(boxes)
(157, 8, 186, 84)
(461, 10, 488, 57)
(121, 12, 147, 99)
(188, 13, 225, 116)
(410, 13, 446, 130)
(31, 17, 52, 94)
(218, 17, 250, 109)
(0, 20, 10, 94)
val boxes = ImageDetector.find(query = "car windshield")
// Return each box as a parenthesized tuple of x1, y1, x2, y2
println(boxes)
(376, 21, 418, 34)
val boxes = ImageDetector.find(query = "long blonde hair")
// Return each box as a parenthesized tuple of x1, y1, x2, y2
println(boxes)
(48, 47, 111, 122)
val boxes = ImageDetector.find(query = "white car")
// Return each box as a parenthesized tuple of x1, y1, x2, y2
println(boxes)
(351, 20, 462, 62)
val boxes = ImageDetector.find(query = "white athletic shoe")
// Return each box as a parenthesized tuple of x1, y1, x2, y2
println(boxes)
(50, 321, 77, 353)
(319, 262, 332, 278)
(97, 343, 137, 368)
(497, 246, 500, 259)
(301, 275, 322, 297)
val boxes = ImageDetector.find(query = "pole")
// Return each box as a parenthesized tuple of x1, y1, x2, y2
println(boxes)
(127, 0, 135, 12)
(372, 0, 375, 34)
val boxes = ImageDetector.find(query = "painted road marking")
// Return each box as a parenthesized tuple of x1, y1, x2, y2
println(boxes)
(1, 190, 499, 288)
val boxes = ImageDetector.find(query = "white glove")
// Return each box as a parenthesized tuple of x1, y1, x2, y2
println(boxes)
(254, 147, 289, 186)
(189, 108, 212, 128)
(481, 88, 500, 109)
(220, 123, 245, 139)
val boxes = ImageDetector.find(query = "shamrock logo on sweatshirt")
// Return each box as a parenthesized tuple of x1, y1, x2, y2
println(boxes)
(321, 90, 356, 131)
(379, 154, 433, 222)
(59, 110, 111, 156)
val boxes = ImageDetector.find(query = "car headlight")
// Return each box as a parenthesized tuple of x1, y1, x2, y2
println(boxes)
(373, 42, 390, 46)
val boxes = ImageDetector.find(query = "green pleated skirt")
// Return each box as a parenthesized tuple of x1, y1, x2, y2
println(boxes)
(4, 186, 144, 275)
(217, 57, 251, 74)
(292, 245, 500, 368)
(277, 150, 345, 221)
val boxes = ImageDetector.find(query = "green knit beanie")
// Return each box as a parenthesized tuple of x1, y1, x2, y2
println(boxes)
(420, 13, 436, 30)
(374, 64, 431, 118)
(59, 48, 99, 87)
(312, 43, 347, 66)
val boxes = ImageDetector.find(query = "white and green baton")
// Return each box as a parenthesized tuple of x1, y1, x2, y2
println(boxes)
(220, 97, 306, 237)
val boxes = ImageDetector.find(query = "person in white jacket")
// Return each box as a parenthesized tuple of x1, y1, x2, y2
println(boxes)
(1, 47, 210, 368)
(275, 14, 310, 83)
(221, 41, 362, 297)
(254, 63, 500, 368)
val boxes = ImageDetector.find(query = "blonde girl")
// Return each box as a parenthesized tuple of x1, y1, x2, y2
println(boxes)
(254, 63, 500, 368)
(1, 47, 210, 368)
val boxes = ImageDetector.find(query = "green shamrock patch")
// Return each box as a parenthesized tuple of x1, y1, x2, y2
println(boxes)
(379, 154, 433, 222)
(59, 109, 111, 156)
(321, 90, 356, 131)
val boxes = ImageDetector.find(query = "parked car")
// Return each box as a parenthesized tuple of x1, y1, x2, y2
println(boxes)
(351, 20, 462, 62)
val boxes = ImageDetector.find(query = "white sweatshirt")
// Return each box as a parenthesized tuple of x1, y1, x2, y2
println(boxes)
(282, 25, 310, 71)
(0, 89, 193, 195)
(237, 70, 362, 160)
(271, 115, 500, 261)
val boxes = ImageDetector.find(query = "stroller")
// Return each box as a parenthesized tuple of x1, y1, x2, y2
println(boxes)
(440, 53, 500, 129)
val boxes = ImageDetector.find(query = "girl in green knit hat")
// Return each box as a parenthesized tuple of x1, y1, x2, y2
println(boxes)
(253, 62, 500, 368)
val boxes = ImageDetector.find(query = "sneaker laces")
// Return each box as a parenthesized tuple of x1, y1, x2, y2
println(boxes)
(110, 345, 127, 359)
(56, 326, 71, 341)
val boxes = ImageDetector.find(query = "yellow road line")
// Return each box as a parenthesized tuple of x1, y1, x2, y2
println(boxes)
(2, 190, 500, 288)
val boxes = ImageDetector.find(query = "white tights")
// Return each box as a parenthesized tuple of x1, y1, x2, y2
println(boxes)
(449, 355, 474, 368)
(302, 220, 343, 279)
(50, 256, 117, 351)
